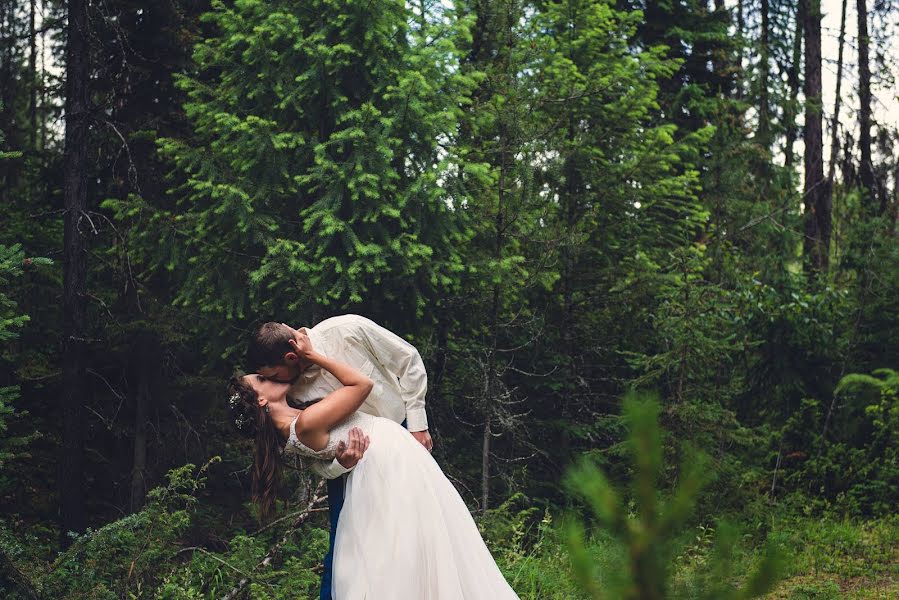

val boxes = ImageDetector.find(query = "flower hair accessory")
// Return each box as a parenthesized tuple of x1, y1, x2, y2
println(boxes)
(229, 391, 250, 431)
(234, 412, 249, 431)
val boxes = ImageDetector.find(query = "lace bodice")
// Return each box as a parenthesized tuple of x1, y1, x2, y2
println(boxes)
(282, 410, 375, 460)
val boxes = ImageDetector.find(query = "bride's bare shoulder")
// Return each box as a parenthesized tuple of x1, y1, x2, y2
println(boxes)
(292, 413, 330, 452)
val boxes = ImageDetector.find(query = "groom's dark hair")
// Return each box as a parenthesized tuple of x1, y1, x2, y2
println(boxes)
(247, 322, 294, 369)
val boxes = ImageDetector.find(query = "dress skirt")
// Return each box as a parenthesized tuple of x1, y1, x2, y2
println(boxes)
(331, 414, 520, 600)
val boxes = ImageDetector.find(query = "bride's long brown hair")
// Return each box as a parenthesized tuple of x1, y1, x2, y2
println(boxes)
(227, 376, 282, 524)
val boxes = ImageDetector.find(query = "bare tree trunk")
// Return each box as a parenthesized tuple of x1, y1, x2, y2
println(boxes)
(856, 0, 875, 212)
(0, 547, 42, 600)
(1, 3, 12, 150)
(483, 122, 506, 512)
(784, 0, 803, 174)
(827, 0, 848, 186)
(736, 0, 745, 99)
(758, 0, 771, 147)
(60, 0, 90, 548)
(39, 0, 47, 149)
(129, 381, 149, 511)
(802, 0, 830, 273)
(481, 414, 491, 511)
(129, 334, 154, 512)
(29, 0, 37, 148)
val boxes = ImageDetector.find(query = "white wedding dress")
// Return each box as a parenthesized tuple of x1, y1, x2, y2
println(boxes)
(283, 410, 520, 600)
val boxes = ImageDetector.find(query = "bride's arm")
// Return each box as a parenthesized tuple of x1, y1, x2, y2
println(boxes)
(292, 335, 373, 451)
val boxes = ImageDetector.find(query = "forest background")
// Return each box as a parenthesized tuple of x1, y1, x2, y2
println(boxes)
(1, 0, 898, 598)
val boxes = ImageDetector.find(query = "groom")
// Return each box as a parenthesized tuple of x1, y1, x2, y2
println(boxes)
(247, 314, 433, 600)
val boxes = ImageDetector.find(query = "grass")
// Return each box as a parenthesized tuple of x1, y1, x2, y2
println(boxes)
(763, 515, 899, 599)
(487, 509, 899, 600)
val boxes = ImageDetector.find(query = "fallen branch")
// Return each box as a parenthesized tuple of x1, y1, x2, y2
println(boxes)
(220, 479, 327, 600)
(0, 546, 42, 600)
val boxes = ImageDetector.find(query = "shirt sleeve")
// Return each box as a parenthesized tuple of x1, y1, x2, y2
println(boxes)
(346, 315, 429, 432)
(309, 457, 351, 480)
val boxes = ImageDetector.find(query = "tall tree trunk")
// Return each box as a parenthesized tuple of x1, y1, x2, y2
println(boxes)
(129, 333, 155, 512)
(856, 0, 875, 212)
(481, 413, 491, 511)
(39, 0, 47, 149)
(784, 0, 803, 175)
(736, 0, 745, 99)
(130, 374, 149, 511)
(561, 115, 578, 396)
(483, 123, 506, 513)
(802, 0, 830, 273)
(0, 0, 22, 190)
(827, 0, 848, 186)
(757, 0, 771, 147)
(29, 0, 37, 148)
(60, 0, 90, 548)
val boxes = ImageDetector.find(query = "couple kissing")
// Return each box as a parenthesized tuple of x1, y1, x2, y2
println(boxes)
(228, 314, 519, 600)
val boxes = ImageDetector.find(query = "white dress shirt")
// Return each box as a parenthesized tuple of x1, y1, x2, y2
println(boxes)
(288, 314, 428, 479)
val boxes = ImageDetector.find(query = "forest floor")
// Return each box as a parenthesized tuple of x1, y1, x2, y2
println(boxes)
(759, 515, 899, 599)
(3, 492, 896, 599)
(493, 510, 899, 599)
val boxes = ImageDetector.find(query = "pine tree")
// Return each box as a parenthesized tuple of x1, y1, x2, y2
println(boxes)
(449, 0, 544, 511)
(530, 0, 713, 453)
(563, 390, 784, 599)
(108, 0, 478, 333)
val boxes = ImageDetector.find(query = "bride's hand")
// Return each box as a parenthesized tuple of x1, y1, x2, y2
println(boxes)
(336, 427, 370, 469)
(286, 327, 314, 359)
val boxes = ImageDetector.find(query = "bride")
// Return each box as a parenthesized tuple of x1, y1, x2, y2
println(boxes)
(227, 339, 520, 599)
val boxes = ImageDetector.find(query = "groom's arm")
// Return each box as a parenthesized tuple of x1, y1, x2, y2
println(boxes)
(345, 315, 429, 432)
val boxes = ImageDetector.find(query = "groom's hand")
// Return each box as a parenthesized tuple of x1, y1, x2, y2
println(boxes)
(336, 427, 370, 469)
(411, 430, 433, 452)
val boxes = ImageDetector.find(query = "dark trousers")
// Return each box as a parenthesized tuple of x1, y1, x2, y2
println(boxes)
(319, 474, 345, 600)
(319, 418, 407, 600)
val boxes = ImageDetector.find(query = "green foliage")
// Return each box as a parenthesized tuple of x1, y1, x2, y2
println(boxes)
(0, 128, 22, 160)
(0, 244, 31, 343)
(154, 528, 328, 600)
(106, 0, 479, 335)
(476, 492, 544, 563)
(39, 459, 220, 599)
(1, 1, 899, 597)
(763, 514, 899, 598)
(562, 390, 784, 599)
(788, 581, 841, 599)
(7, 452, 327, 599)
(482, 502, 898, 599)
(0, 243, 50, 474)
(738, 277, 853, 425)
(778, 368, 899, 516)
(479, 492, 622, 599)
(622, 244, 751, 405)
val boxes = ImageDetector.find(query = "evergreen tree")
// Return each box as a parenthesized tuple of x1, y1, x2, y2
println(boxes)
(445, 0, 545, 510)
(108, 0, 478, 337)
(531, 0, 714, 461)
(564, 390, 784, 599)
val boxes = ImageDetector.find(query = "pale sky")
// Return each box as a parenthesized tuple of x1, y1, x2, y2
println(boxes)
(817, 0, 898, 165)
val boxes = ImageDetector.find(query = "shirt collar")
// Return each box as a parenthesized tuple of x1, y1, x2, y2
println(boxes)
(298, 326, 324, 381)
(303, 326, 323, 350)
